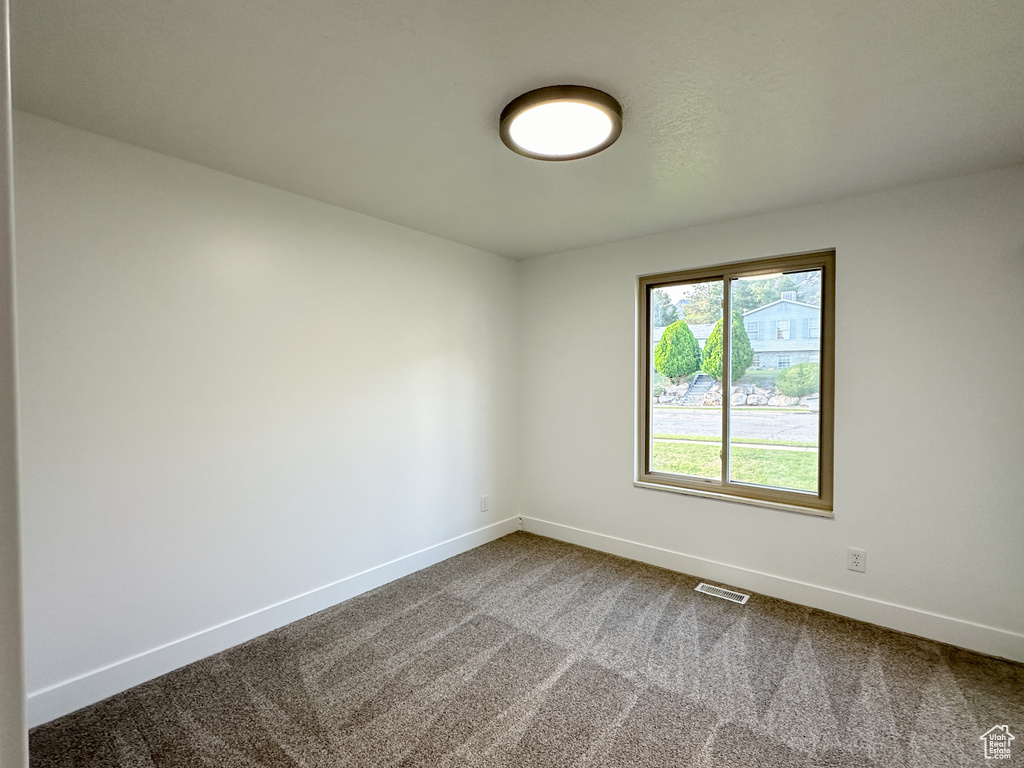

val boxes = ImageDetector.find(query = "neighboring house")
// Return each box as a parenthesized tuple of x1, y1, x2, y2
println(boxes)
(742, 292, 821, 369)
(690, 323, 715, 351)
(651, 322, 715, 352)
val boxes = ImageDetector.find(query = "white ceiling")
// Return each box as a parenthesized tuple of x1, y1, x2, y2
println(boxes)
(11, 0, 1024, 258)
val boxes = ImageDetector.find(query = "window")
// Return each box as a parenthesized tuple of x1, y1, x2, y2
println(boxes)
(809, 316, 820, 339)
(637, 250, 834, 514)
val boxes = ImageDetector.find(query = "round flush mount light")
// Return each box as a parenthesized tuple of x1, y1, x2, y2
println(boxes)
(500, 85, 622, 161)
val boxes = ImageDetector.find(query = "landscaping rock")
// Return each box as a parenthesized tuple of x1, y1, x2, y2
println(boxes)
(655, 377, 818, 409)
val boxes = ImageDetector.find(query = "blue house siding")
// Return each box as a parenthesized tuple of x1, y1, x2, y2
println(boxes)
(743, 299, 820, 368)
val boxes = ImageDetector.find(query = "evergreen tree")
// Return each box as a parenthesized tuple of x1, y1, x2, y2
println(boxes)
(701, 312, 754, 381)
(651, 289, 680, 327)
(682, 282, 723, 324)
(654, 321, 701, 382)
(776, 274, 799, 299)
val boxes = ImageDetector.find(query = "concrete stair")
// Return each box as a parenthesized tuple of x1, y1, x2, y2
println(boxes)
(681, 373, 714, 405)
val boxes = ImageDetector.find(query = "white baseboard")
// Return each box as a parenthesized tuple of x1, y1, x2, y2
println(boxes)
(26, 517, 523, 728)
(521, 517, 1024, 664)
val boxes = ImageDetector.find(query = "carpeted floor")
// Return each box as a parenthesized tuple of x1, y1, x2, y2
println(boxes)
(30, 532, 1024, 767)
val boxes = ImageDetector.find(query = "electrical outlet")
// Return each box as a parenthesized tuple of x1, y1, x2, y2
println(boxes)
(847, 547, 866, 573)
(479, 495, 489, 513)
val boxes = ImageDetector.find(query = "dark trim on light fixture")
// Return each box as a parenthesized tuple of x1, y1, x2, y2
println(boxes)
(499, 85, 623, 161)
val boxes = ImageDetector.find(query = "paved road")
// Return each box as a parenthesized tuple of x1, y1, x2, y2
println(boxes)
(652, 407, 818, 443)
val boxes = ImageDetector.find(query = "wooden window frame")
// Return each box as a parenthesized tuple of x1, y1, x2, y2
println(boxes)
(636, 250, 835, 515)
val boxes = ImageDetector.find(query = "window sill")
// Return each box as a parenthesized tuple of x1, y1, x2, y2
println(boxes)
(633, 479, 834, 518)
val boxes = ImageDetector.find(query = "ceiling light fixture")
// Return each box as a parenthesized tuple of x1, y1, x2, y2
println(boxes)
(500, 85, 622, 161)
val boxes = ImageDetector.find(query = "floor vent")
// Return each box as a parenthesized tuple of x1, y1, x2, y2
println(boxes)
(695, 582, 750, 604)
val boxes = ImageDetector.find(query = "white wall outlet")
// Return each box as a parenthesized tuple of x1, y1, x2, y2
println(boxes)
(847, 547, 866, 573)
(479, 495, 489, 513)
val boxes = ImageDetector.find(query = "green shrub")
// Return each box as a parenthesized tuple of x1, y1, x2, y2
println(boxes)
(654, 321, 701, 381)
(701, 312, 754, 381)
(653, 385, 666, 398)
(736, 370, 777, 389)
(776, 362, 819, 397)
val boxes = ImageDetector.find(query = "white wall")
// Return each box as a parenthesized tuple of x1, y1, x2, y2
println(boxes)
(519, 165, 1024, 661)
(13, 112, 520, 724)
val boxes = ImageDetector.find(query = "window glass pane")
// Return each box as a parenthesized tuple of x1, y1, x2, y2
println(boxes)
(728, 270, 821, 494)
(649, 280, 722, 481)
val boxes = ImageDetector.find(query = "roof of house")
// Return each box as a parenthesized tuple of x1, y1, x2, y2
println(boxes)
(743, 299, 821, 316)
(651, 323, 715, 345)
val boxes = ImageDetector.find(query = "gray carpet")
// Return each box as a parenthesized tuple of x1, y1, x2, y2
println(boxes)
(29, 532, 1024, 767)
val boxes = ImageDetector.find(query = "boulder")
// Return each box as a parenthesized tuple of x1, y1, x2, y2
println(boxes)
(731, 392, 747, 406)
(747, 394, 769, 406)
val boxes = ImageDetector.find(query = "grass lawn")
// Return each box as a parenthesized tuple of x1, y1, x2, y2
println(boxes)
(652, 441, 818, 492)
